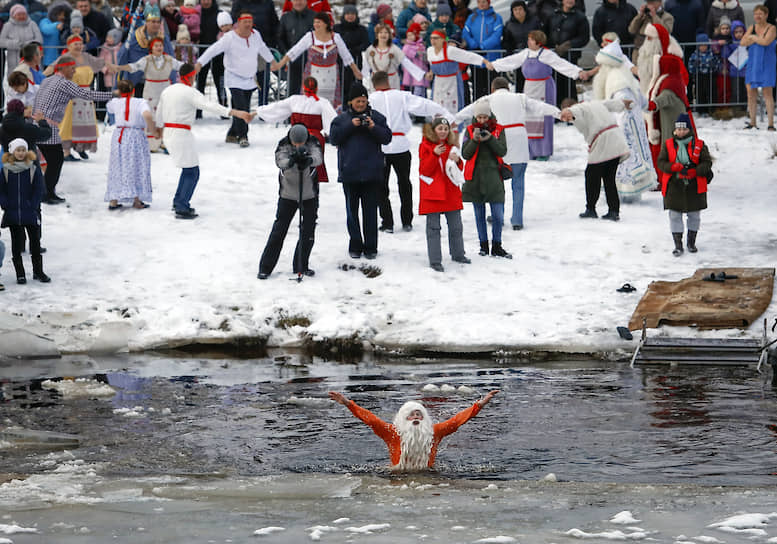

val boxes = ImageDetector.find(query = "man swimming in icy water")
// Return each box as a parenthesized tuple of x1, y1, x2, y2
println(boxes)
(328, 390, 499, 471)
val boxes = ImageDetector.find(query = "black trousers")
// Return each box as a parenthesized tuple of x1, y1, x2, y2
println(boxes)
(259, 197, 318, 274)
(584, 157, 620, 214)
(471, 66, 494, 101)
(379, 151, 413, 229)
(9, 225, 41, 258)
(287, 58, 306, 98)
(228, 88, 254, 138)
(555, 72, 578, 107)
(343, 182, 379, 255)
(37, 144, 64, 198)
(197, 54, 227, 106)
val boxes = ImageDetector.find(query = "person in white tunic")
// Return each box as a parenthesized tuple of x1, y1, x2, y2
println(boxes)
(368, 70, 454, 233)
(362, 23, 426, 92)
(592, 39, 656, 202)
(560, 98, 631, 221)
(104, 80, 156, 210)
(490, 29, 587, 160)
(195, 11, 274, 147)
(154, 63, 254, 219)
(455, 76, 560, 230)
(271, 12, 362, 109)
(425, 29, 490, 114)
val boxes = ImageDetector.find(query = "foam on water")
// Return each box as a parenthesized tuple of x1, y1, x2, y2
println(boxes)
(41, 378, 116, 398)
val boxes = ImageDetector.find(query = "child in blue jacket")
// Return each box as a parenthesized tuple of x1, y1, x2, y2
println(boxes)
(0, 138, 49, 284)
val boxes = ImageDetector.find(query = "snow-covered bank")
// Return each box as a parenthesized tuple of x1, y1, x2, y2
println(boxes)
(0, 113, 774, 357)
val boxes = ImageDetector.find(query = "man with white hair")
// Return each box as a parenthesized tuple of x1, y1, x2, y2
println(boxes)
(328, 389, 499, 471)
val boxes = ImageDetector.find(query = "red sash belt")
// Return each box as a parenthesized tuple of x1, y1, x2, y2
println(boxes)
(392, 132, 405, 136)
(525, 77, 550, 81)
(146, 78, 170, 83)
(502, 123, 525, 128)
(434, 72, 457, 77)
(164, 123, 191, 130)
(116, 126, 141, 143)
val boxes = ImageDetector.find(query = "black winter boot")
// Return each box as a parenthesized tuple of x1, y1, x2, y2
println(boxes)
(32, 255, 51, 283)
(12, 257, 26, 284)
(479, 241, 489, 256)
(491, 242, 513, 259)
(672, 232, 684, 257)
(687, 230, 698, 253)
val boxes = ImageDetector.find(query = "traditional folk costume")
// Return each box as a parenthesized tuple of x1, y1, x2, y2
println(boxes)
(426, 34, 487, 114)
(126, 43, 184, 151)
(492, 47, 581, 159)
(362, 43, 426, 91)
(54, 43, 107, 156)
(105, 94, 152, 205)
(285, 31, 355, 109)
(155, 68, 231, 216)
(255, 84, 337, 183)
(593, 41, 655, 201)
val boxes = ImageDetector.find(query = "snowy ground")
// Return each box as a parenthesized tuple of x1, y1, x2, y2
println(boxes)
(0, 112, 775, 356)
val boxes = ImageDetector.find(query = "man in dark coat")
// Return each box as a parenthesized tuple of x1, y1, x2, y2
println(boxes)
(231, 0, 278, 104)
(278, 0, 315, 96)
(546, 0, 590, 105)
(75, 0, 113, 43)
(663, 0, 705, 44)
(592, 0, 638, 46)
(329, 82, 392, 260)
(334, 4, 369, 99)
(656, 113, 712, 256)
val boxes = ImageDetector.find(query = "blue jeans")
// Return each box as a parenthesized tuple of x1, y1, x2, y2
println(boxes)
(510, 162, 527, 227)
(173, 166, 200, 212)
(472, 202, 504, 243)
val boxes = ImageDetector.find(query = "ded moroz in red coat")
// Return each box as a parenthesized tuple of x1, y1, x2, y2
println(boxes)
(418, 123, 464, 215)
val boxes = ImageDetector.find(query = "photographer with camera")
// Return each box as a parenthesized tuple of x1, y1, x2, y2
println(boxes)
(628, 0, 674, 65)
(329, 82, 392, 260)
(257, 124, 323, 280)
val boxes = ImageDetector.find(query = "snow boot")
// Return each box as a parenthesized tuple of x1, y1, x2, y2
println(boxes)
(491, 242, 513, 259)
(672, 232, 684, 257)
(479, 241, 489, 256)
(12, 257, 26, 284)
(32, 255, 50, 283)
(687, 230, 698, 253)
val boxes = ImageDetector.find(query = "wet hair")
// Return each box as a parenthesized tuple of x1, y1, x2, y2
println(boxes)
(371, 70, 390, 88)
(116, 79, 134, 94)
(755, 4, 768, 14)
(21, 43, 40, 62)
(491, 76, 509, 91)
(7, 70, 28, 88)
(313, 11, 332, 31)
(528, 29, 546, 45)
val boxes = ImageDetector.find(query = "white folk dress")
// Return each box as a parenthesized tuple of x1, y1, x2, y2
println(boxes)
(362, 44, 425, 91)
(128, 54, 184, 151)
(426, 43, 486, 113)
(105, 96, 152, 203)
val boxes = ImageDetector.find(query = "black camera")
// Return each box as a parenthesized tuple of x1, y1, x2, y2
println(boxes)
(475, 128, 490, 139)
(356, 114, 370, 126)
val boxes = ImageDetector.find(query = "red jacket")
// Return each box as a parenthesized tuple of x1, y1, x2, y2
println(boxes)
(658, 137, 708, 196)
(418, 135, 464, 215)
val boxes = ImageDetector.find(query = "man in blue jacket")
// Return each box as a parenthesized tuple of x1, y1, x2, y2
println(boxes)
(329, 82, 392, 260)
(396, 0, 431, 42)
(463, 0, 503, 100)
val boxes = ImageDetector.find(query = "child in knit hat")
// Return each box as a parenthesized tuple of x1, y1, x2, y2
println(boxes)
(687, 32, 720, 114)
(180, 0, 202, 42)
(175, 24, 198, 64)
(402, 22, 429, 95)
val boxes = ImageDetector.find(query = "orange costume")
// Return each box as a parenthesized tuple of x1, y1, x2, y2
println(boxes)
(344, 400, 482, 468)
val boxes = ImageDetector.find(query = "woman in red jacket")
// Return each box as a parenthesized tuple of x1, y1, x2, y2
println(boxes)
(418, 117, 471, 272)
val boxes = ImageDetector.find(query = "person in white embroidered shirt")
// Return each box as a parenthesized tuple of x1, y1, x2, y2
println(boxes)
(195, 10, 274, 148)
(368, 70, 454, 233)
(455, 76, 560, 231)
(155, 63, 254, 219)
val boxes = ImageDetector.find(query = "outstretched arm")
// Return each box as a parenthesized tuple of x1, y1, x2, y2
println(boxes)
(476, 389, 499, 408)
(329, 391, 395, 442)
(434, 389, 500, 438)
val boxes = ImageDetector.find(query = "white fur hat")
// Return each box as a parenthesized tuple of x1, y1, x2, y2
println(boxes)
(217, 11, 232, 26)
(183, 0, 197, 6)
(9, 138, 28, 153)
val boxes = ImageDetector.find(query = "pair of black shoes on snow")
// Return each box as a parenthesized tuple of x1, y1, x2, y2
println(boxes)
(479, 241, 512, 259)
(580, 209, 619, 221)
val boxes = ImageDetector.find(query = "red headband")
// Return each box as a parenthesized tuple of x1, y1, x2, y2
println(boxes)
(56, 60, 76, 69)
(431, 30, 446, 39)
(179, 67, 196, 86)
(67, 35, 83, 45)
(237, 14, 253, 21)
(303, 81, 319, 101)
(148, 37, 164, 50)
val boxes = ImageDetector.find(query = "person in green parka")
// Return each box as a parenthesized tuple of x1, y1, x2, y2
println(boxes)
(462, 100, 511, 258)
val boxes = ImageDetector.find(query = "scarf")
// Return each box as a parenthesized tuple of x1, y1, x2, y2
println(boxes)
(675, 136, 692, 165)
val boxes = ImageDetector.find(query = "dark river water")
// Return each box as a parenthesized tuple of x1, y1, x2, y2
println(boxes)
(1, 354, 776, 543)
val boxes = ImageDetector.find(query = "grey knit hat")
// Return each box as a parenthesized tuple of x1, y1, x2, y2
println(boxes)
(289, 124, 309, 144)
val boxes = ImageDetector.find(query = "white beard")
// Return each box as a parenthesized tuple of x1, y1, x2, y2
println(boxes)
(637, 38, 662, 96)
(393, 402, 434, 471)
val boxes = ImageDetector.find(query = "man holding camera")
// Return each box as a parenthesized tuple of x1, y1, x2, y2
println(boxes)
(257, 124, 323, 279)
(628, 0, 674, 65)
(329, 82, 392, 260)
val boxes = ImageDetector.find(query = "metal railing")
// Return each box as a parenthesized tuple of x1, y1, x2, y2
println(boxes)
(0, 40, 756, 114)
